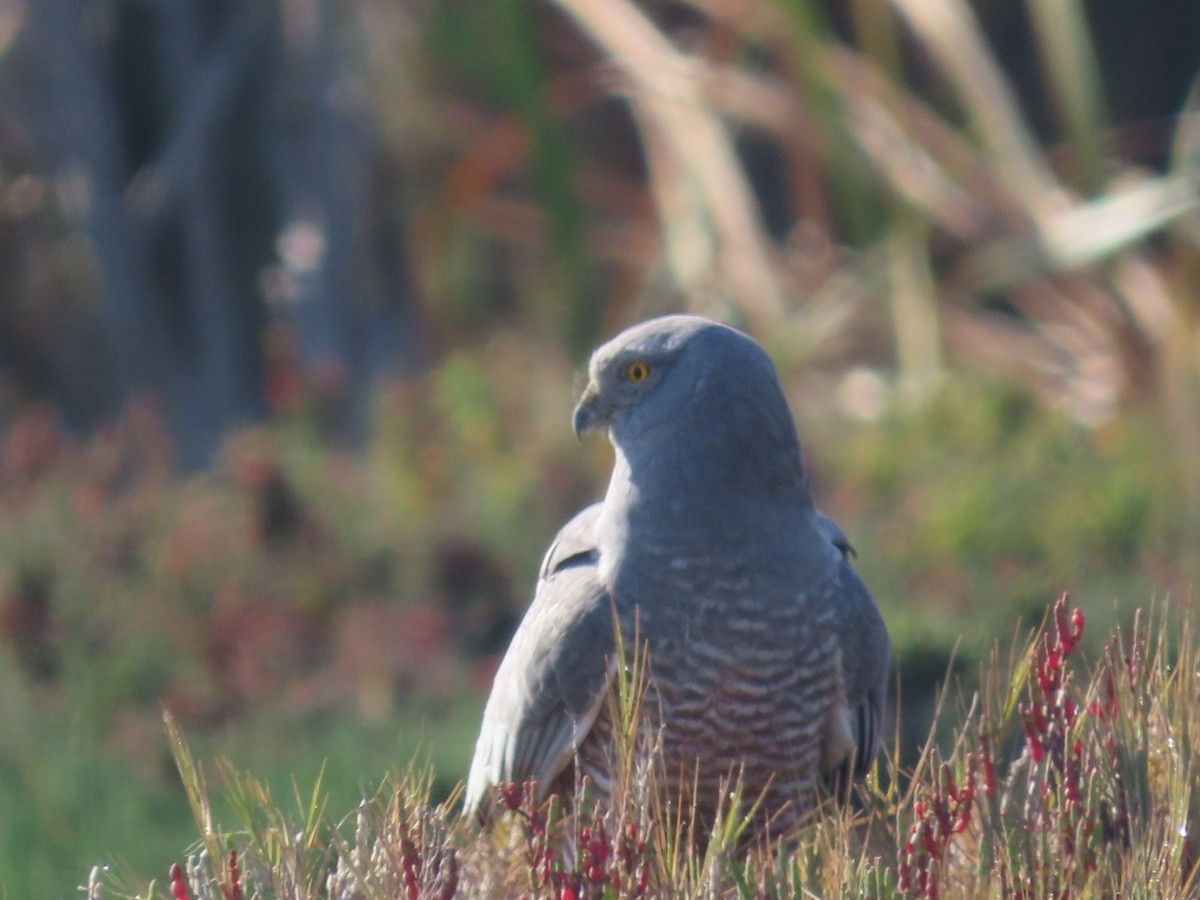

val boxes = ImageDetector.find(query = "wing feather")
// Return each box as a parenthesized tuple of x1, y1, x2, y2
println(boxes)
(464, 504, 615, 820)
(814, 510, 890, 781)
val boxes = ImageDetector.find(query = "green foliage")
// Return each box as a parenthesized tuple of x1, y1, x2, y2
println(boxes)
(0, 406, 487, 896)
(0, 653, 188, 899)
(92, 595, 1200, 899)
(1, 346, 1197, 896)
(815, 377, 1192, 664)
(1, 349, 1196, 897)
(426, 0, 598, 351)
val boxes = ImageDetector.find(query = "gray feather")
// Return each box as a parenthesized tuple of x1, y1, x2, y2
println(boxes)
(826, 544, 890, 779)
(463, 505, 615, 820)
(464, 315, 891, 835)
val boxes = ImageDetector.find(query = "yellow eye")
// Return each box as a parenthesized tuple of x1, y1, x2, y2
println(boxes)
(624, 361, 650, 383)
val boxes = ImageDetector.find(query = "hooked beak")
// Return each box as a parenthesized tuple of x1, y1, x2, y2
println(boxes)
(572, 380, 608, 438)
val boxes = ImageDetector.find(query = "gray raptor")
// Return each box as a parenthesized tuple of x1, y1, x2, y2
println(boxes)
(464, 315, 890, 837)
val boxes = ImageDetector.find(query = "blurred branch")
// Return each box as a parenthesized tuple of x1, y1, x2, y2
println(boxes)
(1025, 0, 1110, 190)
(888, 216, 943, 393)
(1171, 73, 1200, 246)
(129, 4, 265, 221)
(5, 0, 1199, 467)
(549, 0, 785, 327)
(558, 0, 1197, 420)
(1040, 175, 1197, 267)
(953, 175, 1198, 293)
(889, 0, 1068, 221)
(833, 71, 988, 240)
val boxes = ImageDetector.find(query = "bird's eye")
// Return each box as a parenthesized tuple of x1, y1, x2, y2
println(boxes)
(624, 361, 650, 383)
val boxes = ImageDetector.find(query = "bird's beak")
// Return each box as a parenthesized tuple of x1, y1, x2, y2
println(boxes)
(572, 380, 607, 438)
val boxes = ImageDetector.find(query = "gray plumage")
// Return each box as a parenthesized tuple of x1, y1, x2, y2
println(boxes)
(464, 315, 890, 836)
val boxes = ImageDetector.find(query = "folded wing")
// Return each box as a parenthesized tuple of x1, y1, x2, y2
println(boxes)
(463, 504, 616, 820)
(815, 510, 890, 784)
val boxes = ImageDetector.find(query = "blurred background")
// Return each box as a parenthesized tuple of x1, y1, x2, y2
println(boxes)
(1, 0, 1198, 894)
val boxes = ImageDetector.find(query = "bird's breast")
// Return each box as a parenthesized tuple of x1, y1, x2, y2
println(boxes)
(607, 558, 842, 827)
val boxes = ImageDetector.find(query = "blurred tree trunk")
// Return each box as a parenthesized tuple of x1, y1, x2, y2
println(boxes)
(23, 0, 162, 420)
(7, 0, 416, 468)
(266, 0, 410, 444)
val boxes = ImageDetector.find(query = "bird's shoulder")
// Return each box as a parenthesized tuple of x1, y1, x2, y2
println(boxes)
(538, 501, 603, 580)
(464, 502, 616, 819)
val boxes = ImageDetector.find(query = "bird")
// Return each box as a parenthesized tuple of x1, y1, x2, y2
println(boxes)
(463, 315, 890, 839)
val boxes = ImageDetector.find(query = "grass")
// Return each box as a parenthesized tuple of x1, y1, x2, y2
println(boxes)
(90, 593, 1198, 898)
(0, 361, 1195, 898)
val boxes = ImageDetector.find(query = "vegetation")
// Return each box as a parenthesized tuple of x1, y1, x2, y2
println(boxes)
(0, 0, 1197, 895)
(2, 368, 1196, 897)
(87, 594, 1199, 899)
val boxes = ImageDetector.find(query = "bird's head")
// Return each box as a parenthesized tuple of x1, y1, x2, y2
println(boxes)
(573, 316, 745, 438)
(572, 315, 806, 494)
